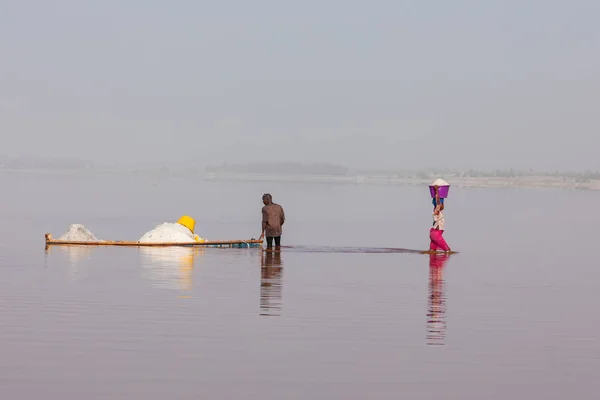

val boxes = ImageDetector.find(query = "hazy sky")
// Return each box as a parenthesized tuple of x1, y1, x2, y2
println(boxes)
(1, 0, 598, 170)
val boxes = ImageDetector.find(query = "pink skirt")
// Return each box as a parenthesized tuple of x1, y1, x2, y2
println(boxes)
(429, 228, 450, 252)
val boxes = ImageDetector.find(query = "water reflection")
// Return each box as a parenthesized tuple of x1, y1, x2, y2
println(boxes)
(260, 250, 283, 316)
(139, 247, 204, 292)
(46, 245, 94, 282)
(427, 253, 450, 346)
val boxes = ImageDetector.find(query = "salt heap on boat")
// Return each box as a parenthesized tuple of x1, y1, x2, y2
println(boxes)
(57, 224, 102, 242)
(138, 215, 207, 243)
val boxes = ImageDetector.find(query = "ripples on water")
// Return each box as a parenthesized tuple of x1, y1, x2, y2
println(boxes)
(1, 173, 599, 399)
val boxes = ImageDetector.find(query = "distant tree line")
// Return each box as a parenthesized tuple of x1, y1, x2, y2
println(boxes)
(0, 156, 96, 170)
(205, 162, 349, 176)
(430, 169, 600, 180)
(2, 156, 599, 181)
(353, 168, 600, 181)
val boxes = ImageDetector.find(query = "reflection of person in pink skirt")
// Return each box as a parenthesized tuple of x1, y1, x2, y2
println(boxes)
(430, 185, 451, 252)
(427, 252, 449, 345)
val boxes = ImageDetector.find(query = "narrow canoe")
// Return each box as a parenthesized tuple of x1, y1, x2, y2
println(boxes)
(44, 233, 263, 248)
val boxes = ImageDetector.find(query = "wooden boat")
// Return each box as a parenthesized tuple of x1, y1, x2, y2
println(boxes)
(44, 233, 263, 248)
(45, 233, 457, 255)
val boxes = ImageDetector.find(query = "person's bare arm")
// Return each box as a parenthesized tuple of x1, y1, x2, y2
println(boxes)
(434, 185, 440, 208)
(260, 208, 267, 239)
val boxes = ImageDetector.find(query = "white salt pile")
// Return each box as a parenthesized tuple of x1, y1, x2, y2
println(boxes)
(138, 222, 198, 243)
(57, 224, 102, 242)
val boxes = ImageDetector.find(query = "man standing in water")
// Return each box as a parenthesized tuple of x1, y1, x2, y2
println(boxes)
(260, 193, 285, 251)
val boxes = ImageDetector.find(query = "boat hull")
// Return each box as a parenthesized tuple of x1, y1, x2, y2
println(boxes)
(44, 233, 263, 248)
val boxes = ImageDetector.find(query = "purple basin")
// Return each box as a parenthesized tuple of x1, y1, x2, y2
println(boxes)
(429, 185, 450, 198)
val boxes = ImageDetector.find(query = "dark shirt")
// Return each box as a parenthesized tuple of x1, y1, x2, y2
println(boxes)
(262, 203, 285, 237)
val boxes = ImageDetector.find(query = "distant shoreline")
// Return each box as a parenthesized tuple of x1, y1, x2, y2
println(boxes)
(203, 172, 600, 191)
(2, 168, 600, 191)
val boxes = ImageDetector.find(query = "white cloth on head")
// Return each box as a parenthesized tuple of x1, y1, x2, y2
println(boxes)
(431, 178, 449, 186)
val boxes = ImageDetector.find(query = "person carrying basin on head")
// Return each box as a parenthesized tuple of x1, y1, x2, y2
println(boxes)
(430, 185, 451, 253)
(259, 193, 285, 251)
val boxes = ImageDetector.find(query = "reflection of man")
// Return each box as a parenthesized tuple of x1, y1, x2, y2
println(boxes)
(261, 250, 282, 269)
(260, 250, 283, 316)
(259, 193, 285, 251)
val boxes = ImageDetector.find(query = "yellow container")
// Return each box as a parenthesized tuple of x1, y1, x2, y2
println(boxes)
(177, 215, 196, 234)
